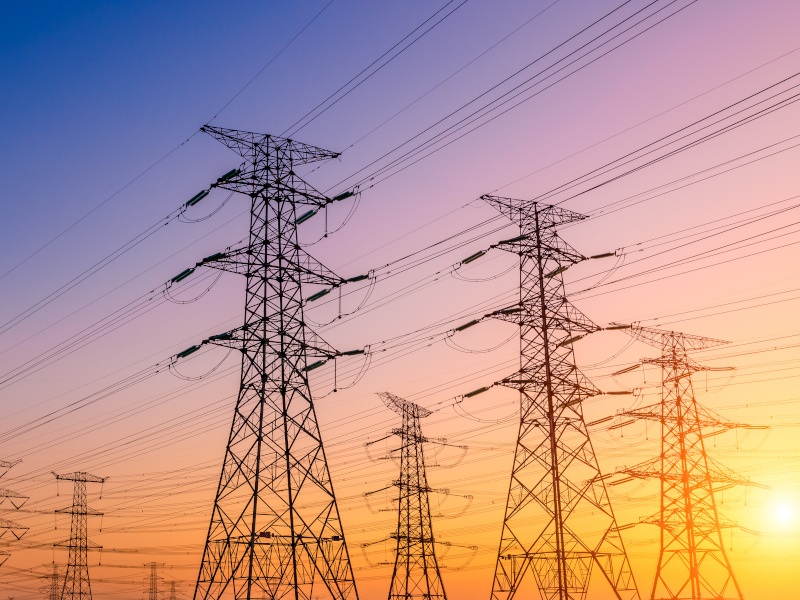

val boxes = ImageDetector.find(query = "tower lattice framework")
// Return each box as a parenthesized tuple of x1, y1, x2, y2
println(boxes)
(378, 392, 448, 600)
(0, 459, 28, 567)
(53, 471, 106, 600)
(616, 325, 761, 600)
(482, 195, 639, 600)
(43, 563, 60, 600)
(146, 562, 165, 600)
(194, 126, 358, 600)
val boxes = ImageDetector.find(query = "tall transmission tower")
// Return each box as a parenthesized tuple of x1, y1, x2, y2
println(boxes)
(146, 562, 165, 600)
(482, 195, 639, 600)
(52, 471, 106, 600)
(0, 459, 28, 567)
(372, 392, 448, 600)
(169, 581, 180, 600)
(614, 325, 764, 600)
(193, 126, 358, 600)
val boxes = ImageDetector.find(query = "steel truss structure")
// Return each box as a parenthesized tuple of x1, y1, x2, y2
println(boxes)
(377, 392, 448, 600)
(194, 126, 358, 600)
(147, 562, 165, 600)
(0, 459, 28, 567)
(617, 325, 762, 600)
(482, 195, 639, 600)
(53, 471, 106, 600)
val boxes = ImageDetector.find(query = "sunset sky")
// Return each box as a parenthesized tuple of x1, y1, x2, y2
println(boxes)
(2, 0, 800, 598)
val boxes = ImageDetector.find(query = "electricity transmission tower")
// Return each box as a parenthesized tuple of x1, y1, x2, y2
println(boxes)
(482, 195, 639, 600)
(193, 126, 358, 600)
(146, 562, 165, 600)
(0, 459, 28, 567)
(615, 325, 764, 600)
(169, 581, 180, 600)
(42, 563, 60, 600)
(53, 471, 106, 600)
(369, 392, 449, 600)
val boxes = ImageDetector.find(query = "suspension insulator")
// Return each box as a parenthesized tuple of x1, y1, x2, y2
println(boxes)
(171, 268, 195, 283)
(185, 190, 210, 207)
(461, 250, 486, 264)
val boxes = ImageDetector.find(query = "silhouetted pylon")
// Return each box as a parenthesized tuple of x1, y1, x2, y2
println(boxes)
(146, 562, 165, 600)
(0, 459, 28, 567)
(482, 195, 639, 600)
(52, 471, 106, 600)
(377, 392, 448, 600)
(192, 126, 358, 600)
(614, 325, 766, 600)
(42, 563, 60, 600)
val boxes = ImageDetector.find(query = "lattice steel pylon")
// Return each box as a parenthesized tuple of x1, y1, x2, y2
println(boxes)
(0, 459, 29, 567)
(146, 562, 165, 600)
(615, 325, 763, 600)
(43, 563, 60, 600)
(193, 126, 358, 600)
(52, 471, 106, 600)
(482, 195, 639, 600)
(377, 392, 447, 600)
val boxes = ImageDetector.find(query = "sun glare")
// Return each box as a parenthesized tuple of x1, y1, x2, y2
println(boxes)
(772, 500, 796, 527)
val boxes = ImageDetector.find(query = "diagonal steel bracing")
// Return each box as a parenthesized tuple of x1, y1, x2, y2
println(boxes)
(193, 127, 358, 600)
(483, 195, 639, 600)
(617, 326, 760, 600)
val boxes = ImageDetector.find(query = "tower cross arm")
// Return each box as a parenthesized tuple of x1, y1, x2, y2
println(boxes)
(51, 471, 107, 484)
(614, 323, 729, 351)
(480, 194, 587, 227)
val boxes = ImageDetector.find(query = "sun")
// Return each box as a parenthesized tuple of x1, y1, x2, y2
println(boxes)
(771, 500, 796, 527)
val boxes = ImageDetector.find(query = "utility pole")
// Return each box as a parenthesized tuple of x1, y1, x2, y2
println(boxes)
(0, 459, 28, 567)
(374, 392, 448, 600)
(193, 126, 358, 600)
(52, 471, 106, 600)
(615, 325, 764, 600)
(146, 562, 165, 600)
(482, 195, 639, 600)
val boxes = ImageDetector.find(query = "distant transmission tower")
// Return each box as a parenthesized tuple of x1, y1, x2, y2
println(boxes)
(373, 392, 448, 600)
(0, 459, 28, 567)
(193, 126, 358, 600)
(615, 325, 764, 600)
(42, 563, 60, 600)
(169, 581, 180, 600)
(482, 195, 639, 600)
(53, 471, 106, 600)
(146, 562, 165, 600)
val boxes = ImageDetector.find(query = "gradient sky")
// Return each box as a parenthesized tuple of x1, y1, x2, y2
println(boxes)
(2, 1, 800, 598)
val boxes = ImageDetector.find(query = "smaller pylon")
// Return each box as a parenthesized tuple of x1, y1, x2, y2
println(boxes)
(145, 562, 165, 600)
(42, 563, 60, 600)
(53, 471, 106, 600)
(168, 580, 180, 600)
(0, 459, 28, 567)
(613, 325, 766, 600)
(363, 392, 461, 600)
